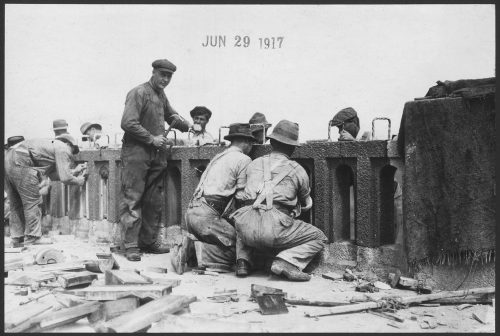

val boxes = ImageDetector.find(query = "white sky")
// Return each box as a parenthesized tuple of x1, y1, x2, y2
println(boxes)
(4, 4, 495, 143)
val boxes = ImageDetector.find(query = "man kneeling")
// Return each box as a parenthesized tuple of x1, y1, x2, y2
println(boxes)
(231, 120, 328, 281)
(171, 123, 257, 273)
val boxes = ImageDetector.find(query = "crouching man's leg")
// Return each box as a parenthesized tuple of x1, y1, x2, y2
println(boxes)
(270, 220, 328, 281)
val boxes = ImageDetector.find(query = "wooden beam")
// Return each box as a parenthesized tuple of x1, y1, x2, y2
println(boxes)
(88, 297, 140, 324)
(305, 287, 495, 318)
(100, 295, 197, 333)
(68, 284, 172, 301)
(104, 270, 152, 285)
(57, 271, 98, 288)
(5, 302, 53, 330)
(39, 301, 101, 330)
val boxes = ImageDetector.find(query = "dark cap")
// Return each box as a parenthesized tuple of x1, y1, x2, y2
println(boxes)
(53, 119, 68, 131)
(249, 112, 271, 130)
(6, 136, 25, 148)
(152, 59, 177, 73)
(190, 106, 212, 120)
(267, 119, 301, 147)
(330, 107, 359, 127)
(224, 123, 257, 142)
(80, 122, 102, 135)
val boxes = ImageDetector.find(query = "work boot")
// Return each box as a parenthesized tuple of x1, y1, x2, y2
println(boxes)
(10, 236, 24, 248)
(24, 236, 53, 246)
(270, 258, 311, 282)
(139, 240, 170, 254)
(235, 259, 250, 277)
(125, 247, 142, 262)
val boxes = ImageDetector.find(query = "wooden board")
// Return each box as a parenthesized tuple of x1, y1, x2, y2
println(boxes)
(102, 295, 197, 333)
(88, 297, 140, 324)
(39, 301, 101, 330)
(35, 262, 87, 273)
(138, 272, 181, 287)
(251, 284, 285, 298)
(68, 284, 172, 301)
(105, 270, 152, 285)
(5, 272, 57, 286)
(5, 302, 53, 330)
(57, 271, 98, 288)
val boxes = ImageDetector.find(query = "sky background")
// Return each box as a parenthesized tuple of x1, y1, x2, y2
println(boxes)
(4, 4, 495, 144)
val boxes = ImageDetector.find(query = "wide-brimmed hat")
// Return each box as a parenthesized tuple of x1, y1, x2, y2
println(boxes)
(6, 135, 25, 148)
(56, 134, 79, 154)
(53, 119, 68, 131)
(223, 123, 257, 142)
(267, 119, 301, 147)
(190, 106, 212, 120)
(80, 122, 102, 135)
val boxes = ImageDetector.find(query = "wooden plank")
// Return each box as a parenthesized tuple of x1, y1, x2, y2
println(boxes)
(5, 247, 27, 253)
(68, 284, 172, 301)
(368, 310, 405, 322)
(88, 297, 140, 324)
(285, 298, 350, 307)
(57, 271, 98, 288)
(5, 272, 57, 286)
(251, 284, 285, 298)
(39, 301, 101, 330)
(305, 287, 495, 318)
(101, 295, 197, 333)
(138, 272, 181, 287)
(322, 272, 343, 281)
(105, 269, 152, 285)
(5, 302, 53, 330)
(6, 306, 55, 332)
(36, 262, 86, 273)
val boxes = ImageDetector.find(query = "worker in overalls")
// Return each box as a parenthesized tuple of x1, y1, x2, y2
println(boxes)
(4, 134, 86, 247)
(231, 120, 328, 281)
(119, 59, 191, 261)
(171, 123, 257, 274)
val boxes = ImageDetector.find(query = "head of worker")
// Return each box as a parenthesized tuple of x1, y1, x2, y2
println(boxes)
(80, 122, 103, 141)
(150, 59, 176, 91)
(5, 135, 25, 149)
(223, 123, 257, 155)
(267, 119, 301, 157)
(56, 133, 80, 155)
(53, 119, 69, 137)
(330, 107, 360, 141)
(190, 106, 212, 133)
(249, 112, 272, 145)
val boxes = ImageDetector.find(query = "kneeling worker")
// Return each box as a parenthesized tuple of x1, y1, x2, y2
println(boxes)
(231, 120, 328, 281)
(172, 123, 257, 273)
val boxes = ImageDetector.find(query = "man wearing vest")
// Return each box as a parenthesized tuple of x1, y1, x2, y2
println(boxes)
(171, 123, 257, 274)
(230, 120, 328, 281)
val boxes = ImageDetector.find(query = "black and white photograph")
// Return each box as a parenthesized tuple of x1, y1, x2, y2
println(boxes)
(3, 3, 496, 333)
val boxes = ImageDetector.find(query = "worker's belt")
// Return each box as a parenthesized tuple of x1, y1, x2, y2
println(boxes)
(203, 195, 230, 215)
(242, 200, 294, 217)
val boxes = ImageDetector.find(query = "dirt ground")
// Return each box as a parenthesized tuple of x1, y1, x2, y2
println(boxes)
(4, 236, 495, 333)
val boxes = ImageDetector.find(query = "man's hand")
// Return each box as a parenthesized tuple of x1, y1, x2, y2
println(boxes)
(76, 175, 86, 186)
(152, 135, 167, 148)
(73, 163, 88, 176)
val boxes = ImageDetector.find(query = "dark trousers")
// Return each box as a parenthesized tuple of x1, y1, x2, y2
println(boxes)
(119, 143, 169, 249)
(4, 150, 42, 239)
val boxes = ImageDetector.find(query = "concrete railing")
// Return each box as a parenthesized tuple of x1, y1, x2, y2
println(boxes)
(46, 140, 403, 248)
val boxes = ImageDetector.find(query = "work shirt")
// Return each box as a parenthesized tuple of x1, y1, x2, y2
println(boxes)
(196, 146, 251, 199)
(120, 79, 189, 145)
(187, 130, 215, 146)
(237, 152, 311, 208)
(13, 139, 81, 185)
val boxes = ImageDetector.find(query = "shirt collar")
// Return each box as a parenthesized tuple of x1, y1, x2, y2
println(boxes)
(271, 151, 290, 160)
(228, 145, 243, 153)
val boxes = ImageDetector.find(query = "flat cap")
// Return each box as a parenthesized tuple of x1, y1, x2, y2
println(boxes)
(190, 106, 212, 120)
(152, 59, 177, 73)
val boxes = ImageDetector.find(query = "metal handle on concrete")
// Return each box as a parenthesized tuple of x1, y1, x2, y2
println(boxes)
(371, 118, 391, 140)
(218, 126, 230, 145)
(249, 123, 267, 144)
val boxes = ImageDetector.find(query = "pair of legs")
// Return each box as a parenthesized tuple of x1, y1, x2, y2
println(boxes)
(234, 206, 327, 281)
(119, 143, 170, 260)
(173, 199, 236, 273)
(4, 150, 44, 245)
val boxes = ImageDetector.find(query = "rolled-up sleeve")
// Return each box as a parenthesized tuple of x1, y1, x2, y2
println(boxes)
(121, 88, 155, 144)
(54, 145, 80, 185)
(234, 156, 251, 199)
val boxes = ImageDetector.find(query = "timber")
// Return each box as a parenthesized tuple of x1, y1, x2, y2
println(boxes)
(67, 284, 172, 300)
(305, 287, 495, 318)
(101, 295, 197, 333)
(5, 302, 53, 330)
(39, 301, 102, 330)
(58, 271, 98, 288)
(88, 297, 140, 324)
(285, 298, 350, 307)
(105, 269, 152, 285)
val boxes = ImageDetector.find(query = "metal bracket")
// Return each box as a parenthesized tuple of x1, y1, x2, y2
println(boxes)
(371, 117, 391, 140)
(249, 123, 268, 144)
(327, 120, 335, 141)
(218, 126, 230, 145)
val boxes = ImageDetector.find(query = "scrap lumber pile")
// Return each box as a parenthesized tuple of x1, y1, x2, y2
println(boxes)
(4, 247, 192, 333)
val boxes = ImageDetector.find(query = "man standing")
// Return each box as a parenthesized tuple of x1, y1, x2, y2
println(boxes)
(171, 123, 257, 274)
(120, 58, 191, 261)
(4, 134, 86, 247)
(186, 106, 215, 146)
(231, 120, 328, 281)
(248, 112, 272, 145)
